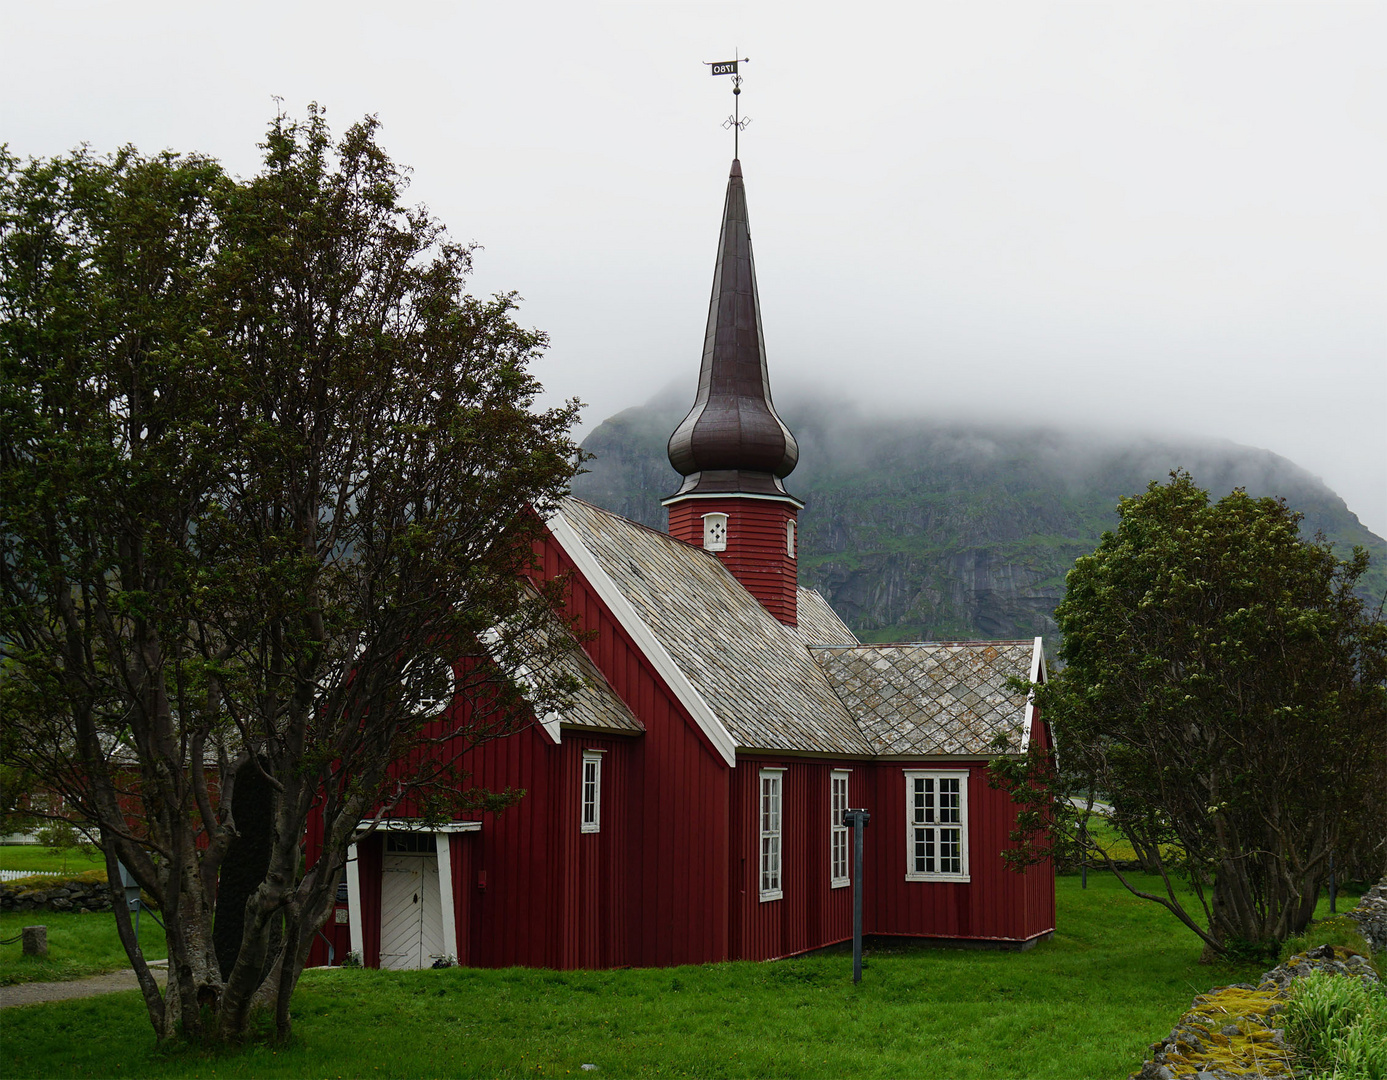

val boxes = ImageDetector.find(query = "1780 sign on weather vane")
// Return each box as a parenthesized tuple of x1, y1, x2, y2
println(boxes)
(704, 54, 752, 155)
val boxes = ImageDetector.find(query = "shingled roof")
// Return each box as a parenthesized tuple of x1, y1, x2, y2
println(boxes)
(810, 642, 1038, 756)
(555, 636, 644, 734)
(549, 498, 1040, 759)
(554, 498, 870, 756)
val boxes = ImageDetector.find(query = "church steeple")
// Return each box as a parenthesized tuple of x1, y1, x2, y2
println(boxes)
(666, 159, 800, 499)
(664, 159, 802, 626)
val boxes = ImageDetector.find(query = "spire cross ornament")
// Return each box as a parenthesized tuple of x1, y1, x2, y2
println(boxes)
(704, 54, 751, 157)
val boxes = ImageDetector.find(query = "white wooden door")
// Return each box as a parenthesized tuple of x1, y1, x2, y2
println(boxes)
(379, 854, 444, 970)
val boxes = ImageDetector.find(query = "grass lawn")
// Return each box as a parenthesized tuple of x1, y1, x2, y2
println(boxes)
(1, 909, 167, 987)
(1, 871, 1278, 1080)
(0, 846, 106, 878)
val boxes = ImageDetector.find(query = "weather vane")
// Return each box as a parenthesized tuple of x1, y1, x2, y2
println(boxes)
(704, 52, 751, 158)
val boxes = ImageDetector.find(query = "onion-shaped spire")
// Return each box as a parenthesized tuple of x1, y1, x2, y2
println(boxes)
(667, 159, 799, 499)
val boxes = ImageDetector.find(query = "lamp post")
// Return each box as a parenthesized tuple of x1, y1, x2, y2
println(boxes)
(842, 808, 871, 984)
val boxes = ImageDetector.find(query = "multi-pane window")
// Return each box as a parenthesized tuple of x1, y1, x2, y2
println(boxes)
(904, 770, 969, 881)
(830, 770, 850, 887)
(759, 769, 784, 900)
(580, 751, 604, 834)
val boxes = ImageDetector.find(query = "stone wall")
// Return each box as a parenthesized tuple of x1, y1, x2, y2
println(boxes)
(1133, 945, 1379, 1080)
(0, 878, 114, 913)
(1347, 878, 1387, 955)
(1133, 878, 1387, 1080)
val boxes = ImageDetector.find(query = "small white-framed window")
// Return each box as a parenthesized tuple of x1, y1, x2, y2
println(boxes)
(702, 512, 729, 552)
(786, 519, 797, 559)
(903, 770, 969, 882)
(830, 770, 850, 888)
(580, 750, 605, 834)
(759, 768, 785, 900)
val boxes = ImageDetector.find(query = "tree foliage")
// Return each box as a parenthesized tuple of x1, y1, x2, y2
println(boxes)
(0, 109, 582, 1042)
(993, 472, 1387, 960)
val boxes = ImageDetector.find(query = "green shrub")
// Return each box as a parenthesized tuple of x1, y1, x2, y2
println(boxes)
(1284, 971, 1387, 1079)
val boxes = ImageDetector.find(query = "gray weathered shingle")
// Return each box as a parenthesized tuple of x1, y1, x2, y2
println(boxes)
(556, 498, 1036, 758)
(559, 499, 871, 754)
(810, 642, 1034, 755)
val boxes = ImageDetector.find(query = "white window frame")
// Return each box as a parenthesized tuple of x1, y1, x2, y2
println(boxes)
(786, 519, 797, 559)
(903, 770, 969, 882)
(759, 768, 785, 901)
(830, 769, 851, 888)
(580, 750, 605, 834)
(702, 512, 729, 552)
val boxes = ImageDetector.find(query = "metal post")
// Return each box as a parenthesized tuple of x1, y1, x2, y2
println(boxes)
(843, 808, 871, 984)
(1329, 855, 1337, 914)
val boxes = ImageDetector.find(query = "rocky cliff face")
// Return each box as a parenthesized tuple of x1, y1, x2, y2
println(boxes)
(572, 395, 1387, 645)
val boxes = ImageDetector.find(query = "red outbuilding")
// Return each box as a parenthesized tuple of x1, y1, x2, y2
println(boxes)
(308, 156, 1055, 971)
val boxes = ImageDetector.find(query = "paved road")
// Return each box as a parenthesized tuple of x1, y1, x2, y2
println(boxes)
(1066, 797, 1114, 815)
(0, 961, 167, 1009)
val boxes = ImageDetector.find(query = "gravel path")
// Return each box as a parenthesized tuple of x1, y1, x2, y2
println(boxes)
(0, 961, 167, 1009)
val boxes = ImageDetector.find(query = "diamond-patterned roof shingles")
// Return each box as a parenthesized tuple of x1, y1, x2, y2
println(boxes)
(810, 642, 1034, 756)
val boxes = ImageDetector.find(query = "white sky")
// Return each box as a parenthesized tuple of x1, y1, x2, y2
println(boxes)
(4, 1, 1384, 534)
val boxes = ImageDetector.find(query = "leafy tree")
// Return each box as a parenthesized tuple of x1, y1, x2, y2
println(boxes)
(992, 472, 1386, 961)
(0, 109, 582, 1043)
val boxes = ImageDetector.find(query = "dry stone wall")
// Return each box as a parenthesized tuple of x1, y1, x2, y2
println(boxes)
(1347, 878, 1387, 955)
(1133, 945, 1378, 1080)
(1133, 878, 1387, 1080)
(0, 877, 114, 913)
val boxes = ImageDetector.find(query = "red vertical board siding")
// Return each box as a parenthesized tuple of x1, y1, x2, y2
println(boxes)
(358, 834, 383, 967)
(418, 531, 732, 971)
(450, 833, 473, 966)
(728, 759, 857, 962)
(667, 498, 799, 625)
(859, 761, 1050, 943)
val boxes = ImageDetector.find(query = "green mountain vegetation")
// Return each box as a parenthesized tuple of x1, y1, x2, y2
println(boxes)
(572, 393, 1387, 645)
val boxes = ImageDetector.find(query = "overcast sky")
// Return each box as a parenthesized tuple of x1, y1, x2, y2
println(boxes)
(4, 1, 1384, 534)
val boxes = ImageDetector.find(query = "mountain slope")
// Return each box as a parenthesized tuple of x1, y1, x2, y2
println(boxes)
(573, 396, 1387, 643)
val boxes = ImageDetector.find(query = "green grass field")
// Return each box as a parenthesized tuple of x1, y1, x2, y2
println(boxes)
(2, 872, 1279, 1080)
(0, 846, 106, 878)
(1, 909, 167, 986)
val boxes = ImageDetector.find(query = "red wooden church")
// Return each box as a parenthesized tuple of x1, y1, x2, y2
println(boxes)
(309, 158, 1055, 971)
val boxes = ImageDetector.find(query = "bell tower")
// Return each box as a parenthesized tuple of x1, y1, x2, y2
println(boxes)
(664, 158, 802, 626)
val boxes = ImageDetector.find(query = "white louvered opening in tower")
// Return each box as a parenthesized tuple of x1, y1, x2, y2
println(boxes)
(702, 512, 728, 552)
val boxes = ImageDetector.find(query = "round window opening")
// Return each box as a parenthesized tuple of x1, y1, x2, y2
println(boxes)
(401, 653, 456, 720)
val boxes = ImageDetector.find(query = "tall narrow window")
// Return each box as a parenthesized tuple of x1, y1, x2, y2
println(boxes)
(786, 519, 797, 559)
(580, 750, 604, 834)
(904, 770, 969, 881)
(702, 512, 729, 552)
(759, 769, 784, 900)
(830, 770, 850, 888)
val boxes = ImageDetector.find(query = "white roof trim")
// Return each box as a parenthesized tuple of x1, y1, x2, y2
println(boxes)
(660, 490, 805, 509)
(547, 509, 739, 767)
(359, 818, 481, 833)
(1021, 636, 1047, 751)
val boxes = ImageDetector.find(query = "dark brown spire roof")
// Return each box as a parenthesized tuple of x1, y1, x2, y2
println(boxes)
(666, 159, 799, 501)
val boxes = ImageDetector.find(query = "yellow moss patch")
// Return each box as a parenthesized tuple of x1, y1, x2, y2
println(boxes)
(1152, 983, 1296, 1078)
